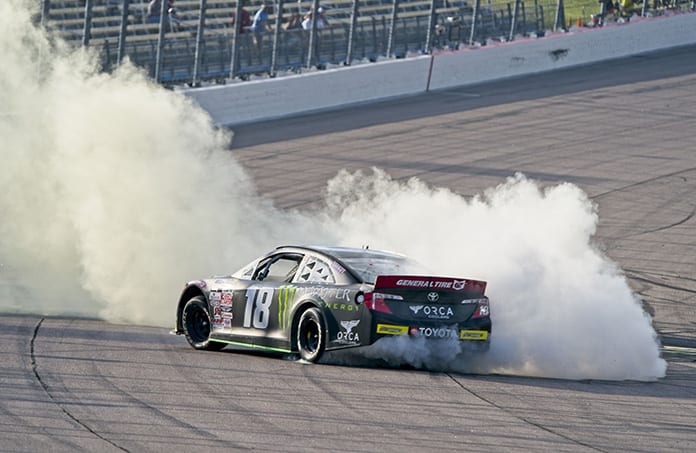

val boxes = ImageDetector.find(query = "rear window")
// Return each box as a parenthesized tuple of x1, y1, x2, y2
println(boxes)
(331, 250, 429, 284)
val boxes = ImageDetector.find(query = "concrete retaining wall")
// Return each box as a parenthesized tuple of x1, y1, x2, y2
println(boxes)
(429, 13, 696, 90)
(183, 13, 696, 126)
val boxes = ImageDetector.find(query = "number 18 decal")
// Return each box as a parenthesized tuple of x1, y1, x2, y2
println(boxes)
(243, 288, 273, 329)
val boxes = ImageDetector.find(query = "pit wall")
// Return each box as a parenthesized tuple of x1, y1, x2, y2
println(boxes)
(183, 13, 696, 126)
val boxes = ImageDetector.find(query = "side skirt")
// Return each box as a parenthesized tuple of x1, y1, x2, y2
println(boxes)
(210, 333, 292, 354)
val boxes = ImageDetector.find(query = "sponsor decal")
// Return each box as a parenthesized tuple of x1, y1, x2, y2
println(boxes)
(409, 305, 424, 314)
(377, 276, 487, 293)
(459, 330, 489, 341)
(427, 292, 439, 302)
(321, 301, 359, 312)
(277, 286, 297, 330)
(276, 285, 358, 331)
(223, 318, 232, 328)
(285, 286, 352, 303)
(331, 261, 346, 274)
(376, 324, 408, 335)
(452, 280, 466, 290)
(395, 279, 454, 289)
(461, 298, 486, 304)
(414, 327, 459, 339)
(212, 305, 224, 330)
(336, 320, 360, 343)
(408, 304, 454, 320)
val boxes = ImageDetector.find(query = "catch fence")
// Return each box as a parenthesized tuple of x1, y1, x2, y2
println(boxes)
(41, 0, 696, 84)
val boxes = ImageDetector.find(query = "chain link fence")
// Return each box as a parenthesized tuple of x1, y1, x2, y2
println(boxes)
(41, 0, 696, 85)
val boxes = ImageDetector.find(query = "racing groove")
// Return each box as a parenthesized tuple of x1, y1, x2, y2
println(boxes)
(2, 45, 696, 451)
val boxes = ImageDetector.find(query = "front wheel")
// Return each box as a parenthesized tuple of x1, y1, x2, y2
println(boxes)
(181, 297, 226, 351)
(297, 307, 326, 363)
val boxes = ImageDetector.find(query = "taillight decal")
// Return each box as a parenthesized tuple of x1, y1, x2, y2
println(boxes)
(364, 292, 394, 314)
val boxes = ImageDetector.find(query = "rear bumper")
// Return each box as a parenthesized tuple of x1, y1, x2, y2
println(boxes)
(375, 323, 490, 341)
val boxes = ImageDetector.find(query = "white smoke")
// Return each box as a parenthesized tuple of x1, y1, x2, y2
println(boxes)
(0, 1, 665, 380)
(0, 0, 329, 323)
(321, 170, 666, 381)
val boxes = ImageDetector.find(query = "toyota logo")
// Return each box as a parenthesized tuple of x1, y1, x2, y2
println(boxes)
(427, 292, 439, 302)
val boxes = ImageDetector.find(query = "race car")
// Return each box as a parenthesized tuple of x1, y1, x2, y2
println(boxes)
(174, 245, 491, 362)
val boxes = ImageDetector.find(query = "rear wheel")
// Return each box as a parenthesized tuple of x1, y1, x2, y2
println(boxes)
(182, 297, 226, 351)
(297, 307, 326, 363)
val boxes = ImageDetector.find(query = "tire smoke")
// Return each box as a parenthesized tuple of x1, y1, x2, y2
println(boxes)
(0, 1, 665, 380)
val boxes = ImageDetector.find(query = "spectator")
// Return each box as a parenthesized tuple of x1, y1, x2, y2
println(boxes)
(317, 7, 329, 28)
(146, 0, 174, 24)
(284, 10, 303, 31)
(168, 7, 183, 32)
(301, 6, 329, 30)
(231, 0, 251, 34)
(250, 3, 272, 51)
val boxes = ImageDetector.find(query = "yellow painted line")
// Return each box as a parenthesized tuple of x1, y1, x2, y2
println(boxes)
(662, 345, 696, 355)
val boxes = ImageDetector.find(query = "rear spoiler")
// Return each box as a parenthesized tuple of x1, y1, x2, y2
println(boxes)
(374, 275, 487, 295)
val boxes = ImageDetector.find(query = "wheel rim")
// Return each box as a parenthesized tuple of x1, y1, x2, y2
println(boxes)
(188, 307, 210, 343)
(300, 318, 319, 354)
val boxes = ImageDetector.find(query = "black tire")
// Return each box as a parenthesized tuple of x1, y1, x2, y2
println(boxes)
(297, 307, 326, 363)
(181, 297, 226, 351)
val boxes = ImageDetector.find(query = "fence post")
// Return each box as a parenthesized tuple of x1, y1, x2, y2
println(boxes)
(424, 0, 437, 53)
(386, 0, 400, 57)
(82, 0, 93, 46)
(271, 0, 284, 75)
(509, 0, 520, 41)
(191, 0, 207, 86)
(117, 0, 130, 66)
(641, 0, 649, 16)
(154, 0, 168, 82)
(41, 0, 51, 26)
(469, 0, 480, 45)
(554, 0, 565, 31)
(306, 0, 320, 68)
(345, 0, 360, 64)
(229, 1, 243, 79)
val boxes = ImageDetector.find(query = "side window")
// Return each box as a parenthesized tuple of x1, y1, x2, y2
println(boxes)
(297, 257, 335, 284)
(254, 254, 303, 282)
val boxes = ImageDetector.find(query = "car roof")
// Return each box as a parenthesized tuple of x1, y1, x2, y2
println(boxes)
(274, 245, 405, 260)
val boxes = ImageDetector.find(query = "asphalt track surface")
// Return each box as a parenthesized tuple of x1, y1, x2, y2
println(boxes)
(3, 44, 696, 452)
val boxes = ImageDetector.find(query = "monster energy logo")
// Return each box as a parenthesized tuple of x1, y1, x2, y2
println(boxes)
(277, 286, 297, 330)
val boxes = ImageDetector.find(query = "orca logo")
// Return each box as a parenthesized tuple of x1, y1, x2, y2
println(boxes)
(409, 305, 424, 314)
(337, 320, 360, 342)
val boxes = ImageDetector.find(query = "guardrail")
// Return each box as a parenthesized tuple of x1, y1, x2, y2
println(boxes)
(41, 0, 696, 85)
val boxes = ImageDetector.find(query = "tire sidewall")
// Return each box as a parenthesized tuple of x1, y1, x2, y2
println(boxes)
(182, 297, 218, 350)
(297, 307, 326, 363)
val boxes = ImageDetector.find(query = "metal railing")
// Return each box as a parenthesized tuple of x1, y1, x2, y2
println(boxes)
(41, 0, 696, 85)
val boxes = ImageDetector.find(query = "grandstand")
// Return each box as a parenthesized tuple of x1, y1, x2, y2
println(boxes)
(40, 0, 690, 84)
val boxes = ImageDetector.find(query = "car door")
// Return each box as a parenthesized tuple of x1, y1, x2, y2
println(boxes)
(229, 252, 305, 346)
